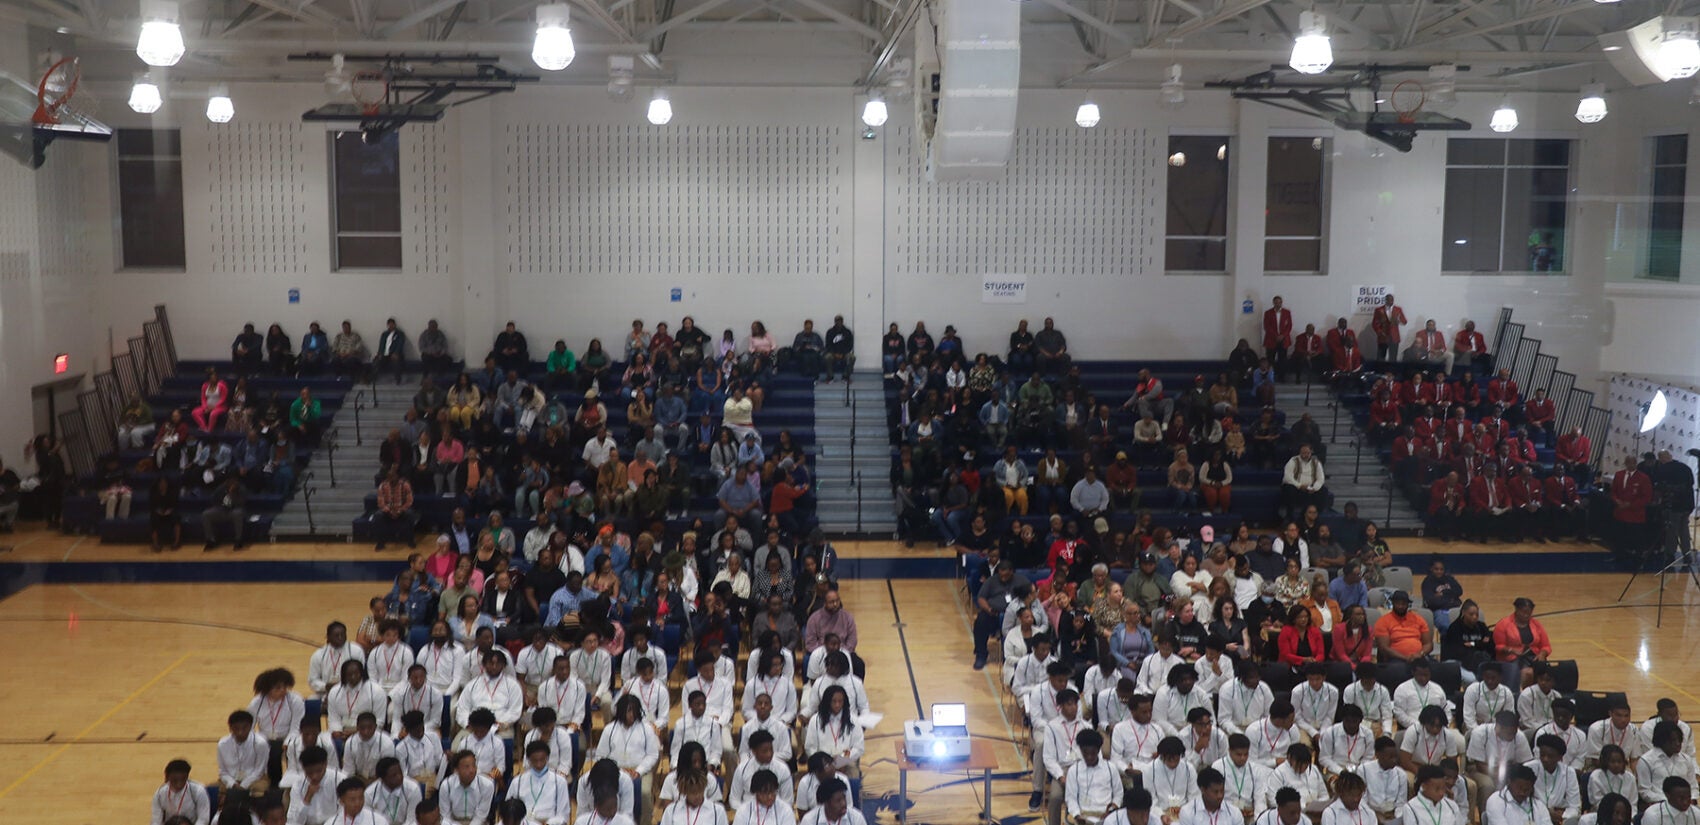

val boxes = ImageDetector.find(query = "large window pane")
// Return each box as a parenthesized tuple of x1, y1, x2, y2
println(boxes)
(115, 128, 186, 269)
(331, 131, 402, 269)
(1442, 168, 1504, 272)
(1446, 138, 1505, 166)
(1165, 136, 1230, 271)
(1649, 134, 1687, 280)
(1504, 168, 1568, 272)
(1265, 136, 1327, 272)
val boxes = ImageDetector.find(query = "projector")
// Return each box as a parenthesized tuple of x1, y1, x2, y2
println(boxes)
(905, 703, 972, 761)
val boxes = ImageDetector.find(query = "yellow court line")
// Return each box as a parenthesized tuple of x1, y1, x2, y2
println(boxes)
(0, 651, 193, 800)
(1582, 639, 1700, 706)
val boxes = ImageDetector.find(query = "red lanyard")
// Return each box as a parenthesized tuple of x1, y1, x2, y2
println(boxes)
(265, 698, 286, 731)
(167, 786, 188, 814)
(382, 644, 402, 675)
(483, 676, 503, 701)
(1132, 724, 1152, 755)
(1342, 730, 1361, 763)
(684, 804, 704, 825)
(1422, 732, 1442, 764)
(344, 684, 361, 716)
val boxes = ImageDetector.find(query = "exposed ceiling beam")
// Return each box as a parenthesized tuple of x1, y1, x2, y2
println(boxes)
(1058, 45, 1608, 86)
(376, 0, 468, 37)
(1029, 0, 1135, 45)
(784, 0, 880, 40)
(637, 0, 738, 41)
(1408, 0, 1600, 49)
(1151, 0, 1273, 46)
(859, 0, 923, 86)
(238, 0, 347, 30)
(1398, 0, 1425, 48)
(571, 0, 666, 68)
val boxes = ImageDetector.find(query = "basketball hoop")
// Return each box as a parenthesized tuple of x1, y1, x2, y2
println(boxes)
(1390, 79, 1426, 125)
(350, 70, 388, 118)
(32, 56, 81, 126)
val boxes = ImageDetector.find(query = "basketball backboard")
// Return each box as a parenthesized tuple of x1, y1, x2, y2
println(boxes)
(0, 69, 112, 169)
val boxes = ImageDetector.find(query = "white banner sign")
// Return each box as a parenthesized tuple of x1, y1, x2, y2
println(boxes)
(1352, 284, 1392, 315)
(982, 274, 1028, 304)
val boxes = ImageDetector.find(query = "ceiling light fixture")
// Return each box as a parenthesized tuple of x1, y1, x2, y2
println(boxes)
(1161, 63, 1185, 108)
(647, 90, 672, 125)
(1290, 10, 1333, 74)
(136, 0, 185, 67)
(1074, 101, 1100, 128)
(128, 73, 162, 114)
(531, 4, 575, 71)
(861, 92, 888, 127)
(1575, 83, 1607, 122)
(1168, 152, 1187, 167)
(206, 84, 233, 122)
(1490, 96, 1518, 132)
(1655, 17, 1700, 79)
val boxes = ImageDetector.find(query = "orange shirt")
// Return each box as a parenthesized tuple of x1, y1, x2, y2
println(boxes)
(1373, 610, 1430, 658)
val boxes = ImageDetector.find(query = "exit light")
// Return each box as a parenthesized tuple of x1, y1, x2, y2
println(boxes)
(53, 353, 68, 374)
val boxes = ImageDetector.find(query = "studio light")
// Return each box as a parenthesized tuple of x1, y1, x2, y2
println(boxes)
(1290, 10, 1333, 75)
(1575, 83, 1607, 123)
(1074, 101, 1100, 128)
(1490, 97, 1518, 132)
(206, 84, 233, 123)
(646, 90, 672, 125)
(136, 0, 185, 67)
(1161, 63, 1185, 108)
(861, 92, 888, 127)
(128, 74, 162, 114)
(1641, 391, 1668, 432)
(531, 4, 576, 71)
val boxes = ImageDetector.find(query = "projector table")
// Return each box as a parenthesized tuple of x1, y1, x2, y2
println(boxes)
(895, 739, 1000, 824)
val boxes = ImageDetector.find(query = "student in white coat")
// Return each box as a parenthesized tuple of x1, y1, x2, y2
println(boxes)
(1150, 737, 1203, 817)
(733, 769, 798, 825)
(1359, 737, 1411, 824)
(1401, 707, 1467, 776)
(1318, 705, 1376, 777)
(739, 694, 794, 765)
(1178, 767, 1250, 825)
(1468, 713, 1534, 816)
(1639, 722, 1700, 807)
(368, 620, 417, 694)
(1102, 786, 1154, 825)
(217, 710, 270, 797)
(1403, 765, 1467, 825)
(1268, 744, 1330, 812)
(365, 758, 425, 825)
(331, 777, 387, 825)
(389, 665, 445, 740)
(1320, 771, 1375, 825)
(1244, 701, 1301, 770)
(509, 741, 573, 825)
(1292, 664, 1342, 740)
(578, 759, 639, 825)
(1588, 701, 1650, 767)
(286, 747, 347, 825)
(1066, 729, 1121, 822)
(1484, 765, 1541, 825)
(1586, 746, 1635, 810)
(596, 696, 661, 825)
(456, 650, 525, 734)
(249, 668, 306, 787)
(396, 712, 445, 795)
(1644, 700, 1695, 760)
(1641, 778, 1700, 825)
(1342, 663, 1395, 737)
(1111, 694, 1171, 782)
(1211, 734, 1272, 820)
(440, 750, 499, 825)
(343, 713, 399, 783)
(621, 657, 672, 737)
(798, 779, 868, 825)
(417, 621, 465, 698)
(659, 742, 725, 807)
(1155, 665, 1211, 733)
(658, 770, 730, 825)
(150, 759, 211, 825)
(514, 628, 566, 703)
(1531, 699, 1588, 772)
(1527, 735, 1581, 825)
(308, 622, 367, 699)
(1462, 668, 1516, 736)
(729, 731, 796, 811)
(795, 752, 857, 816)
(804, 686, 865, 780)
(1216, 663, 1275, 736)
(674, 690, 729, 770)
(1392, 660, 1450, 732)
(743, 651, 800, 726)
(1254, 788, 1306, 825)
(328, 660, 390, 739)
(576, 773, 639, 825)
(1517, 666, 1560, 733)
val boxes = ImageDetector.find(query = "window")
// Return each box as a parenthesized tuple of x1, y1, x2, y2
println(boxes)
(331, 131, 402, 269)
(115, 129, 186, 268)
(1442, 138, 1573, 273)
(1166, 135, 1230, 271)
(1647, 134, 1687, 281)
(1265, 136, 1329, 272)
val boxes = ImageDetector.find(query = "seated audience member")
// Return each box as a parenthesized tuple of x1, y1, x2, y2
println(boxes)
(375, 469, 418, 550)
(491, 321, 530, 373)
(1281, 445, 1326, 523)
(331, 320, 369, 377)
(373, 318, 407, 385)
(1373, 590, 1432, 663)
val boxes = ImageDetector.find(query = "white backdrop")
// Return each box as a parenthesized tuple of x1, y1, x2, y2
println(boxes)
(1605, 374, 1700, 465)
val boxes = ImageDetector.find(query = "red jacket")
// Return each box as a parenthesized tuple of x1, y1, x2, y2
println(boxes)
(1413, 416, 1442, 440)
(1610, 470, 1653, 523)
(1372, 306, 1407, 344)
(1277, 624, 1326, 666)
(1473, 431, 1497, 456)
(1543, 475, 1580, 509)
(1294, 332, 1324, 358)
(1488, 378, 1520, 407)
(1333, 346, 1364, 373)
(1326, 328, 1358, 357)
(1369, 399, 1401, 427)
(1555, 433, 1591, 465)
(1454, 330, 1487, 355)
(1428, 479, 1464, 515)
(1414, 329, 1446, 355)
(1492, 615, 1551, 662)
(1404, 380, 1438, 407)
(1507, 475, 1543, 508)
(1480, 416, 1507, 441)
(1392, 436, 1427, 463)
(1508, 438, 1537, 464)
(1524, 398, 1556, 426)
(1468, 475, 1508, 513)
(1453, 382, 1481, 407)
(1263, 308, 1293, 349)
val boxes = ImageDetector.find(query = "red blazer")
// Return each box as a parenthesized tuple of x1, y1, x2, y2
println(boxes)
(1413, 416, 1442, 440)
(1264, 308, 1293, 349)
(1492, 615, 1551, 662)
(1392, 436, 1427, 462)
(1543, 475, 1580, 508)
(1473, 432, 1498, 456)
(1331, 625, 1375, 664)
(1488, 378, 1520, 407)
(1555, 433, 1591, 465)
(1278, 624, 1327, 666)
(1414, 329, 1446, 354)
(1610, 470, 1653, 523)
(1507, 475, 1542, 508)
(1510, 438, 1537, 464)
(1369, 399, 1401, 427)
(1294, 332, 1324, 357)
(1326, 328, 1358, 357)
(1428, 479, 1464, 515)
(1442, 418, 1471, 443)
(1407, 381, 1438, 407)
(1525, 398, 1556, 426)
(1468, 476, 1508, 513)
(1372, 306, 1407, 344)
(1333, 347, 1364, 372)
(1453, 383, 1481, 407)
(1454, 330, 1487, 355)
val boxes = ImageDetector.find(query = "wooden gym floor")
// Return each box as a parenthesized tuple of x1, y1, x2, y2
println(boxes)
(0, 532, 1696, 825)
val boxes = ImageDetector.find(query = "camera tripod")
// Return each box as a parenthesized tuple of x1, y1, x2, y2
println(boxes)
(1617, 512, 1700, 628)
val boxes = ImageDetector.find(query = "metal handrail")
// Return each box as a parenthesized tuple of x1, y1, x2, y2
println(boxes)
(1352, 438, 1362, 484)
(300, 474, 318, 533)
(854, 469, 863, 533)
(324, 427, 339, 488)
(1385, 476, 1395, 527)
(350, 390, 366, 446)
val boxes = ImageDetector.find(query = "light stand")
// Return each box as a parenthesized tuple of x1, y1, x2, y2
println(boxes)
(1616, 451, 1700, 628)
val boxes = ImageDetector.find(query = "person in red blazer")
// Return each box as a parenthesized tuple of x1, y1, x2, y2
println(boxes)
(1506, 465, 1545, 543)
(1368, 391, 1401, 444)
(1543, 470, 1583, 541)
(1412, 407, 1443, 441)
(1453, 320, 1488, 378)
(1490, 597, 1551, 664)
(1523, 389, 1557, 441)
(1292, 323, 1325, 384)
(1451, 374, 1482, 417)
(1325, 318, 1358, 359)
(1371, 295, 1406, 362)
(1468, 464, 1511, 542)
(1263, 297, 1293, 375)
(1487, 369, 1522, 424)
(1390, 427, 1427, 485)
(1427, 471, 1466, 542)
(1609, 455, 1654, 558)
(1555, 426, 1593, 485)
(1277, 604, 1327, 667)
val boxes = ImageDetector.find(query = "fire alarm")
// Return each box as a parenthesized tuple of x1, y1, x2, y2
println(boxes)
(53, 353, 68, 374)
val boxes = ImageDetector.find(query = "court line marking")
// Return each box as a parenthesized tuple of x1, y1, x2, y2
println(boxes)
(0, 651, 192, 800)
(947, 580, 1029, 772)
(1581, 639, 1700, 706)
(886, 580, 926, 718)
(58, 535, 85, 562)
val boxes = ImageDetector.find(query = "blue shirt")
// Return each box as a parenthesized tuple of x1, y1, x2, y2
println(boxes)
(1328, 576, 1369, 610)
(584, 542, 630, 579)
(545, 587, 585, 626)
(655, 395, 687, 427)
(717, 476, 761, 513)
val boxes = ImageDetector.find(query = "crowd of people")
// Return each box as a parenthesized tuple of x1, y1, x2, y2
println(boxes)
(151, 516, 871, 825)
(975, 544, 1700, 825)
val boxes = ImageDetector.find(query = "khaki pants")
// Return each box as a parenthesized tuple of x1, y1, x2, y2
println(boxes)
(1004, 486, 1030, 515)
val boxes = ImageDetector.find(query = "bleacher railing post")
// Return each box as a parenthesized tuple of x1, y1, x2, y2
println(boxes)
(326, 430, 338, 488)
(352, 391, 365, 446)
(1353, 438, 1362, 484)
